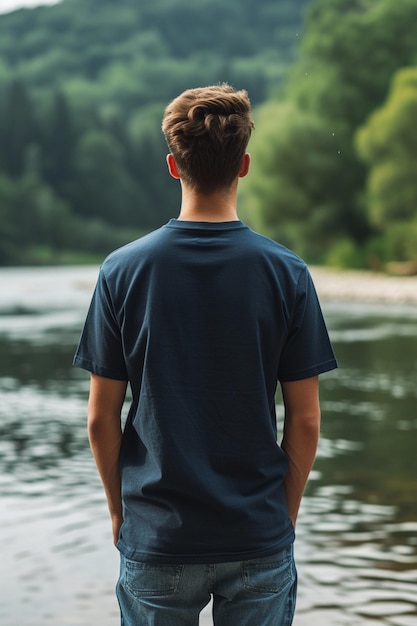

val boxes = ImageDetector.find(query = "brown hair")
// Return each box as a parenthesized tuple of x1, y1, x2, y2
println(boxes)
(162, 84, 254, 194)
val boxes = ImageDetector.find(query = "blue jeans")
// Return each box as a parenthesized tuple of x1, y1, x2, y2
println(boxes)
(116, 544, 297, 625)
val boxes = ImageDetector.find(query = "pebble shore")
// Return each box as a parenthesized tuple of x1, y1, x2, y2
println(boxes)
(309, 266, 417, 305)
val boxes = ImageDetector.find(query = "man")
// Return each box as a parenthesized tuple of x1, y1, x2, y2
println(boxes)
(73, 84, 337, 626)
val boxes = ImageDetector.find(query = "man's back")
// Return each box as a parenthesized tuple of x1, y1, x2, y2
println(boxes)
(75, 218, 336, 563)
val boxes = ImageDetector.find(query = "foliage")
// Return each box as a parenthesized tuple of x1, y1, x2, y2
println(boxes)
(241, 102, 342, 262)
(0, 0, 310, 265)
(0, 0, 310, 108)
(2, 0, 417, 268)
(356, 68, 417, 218)
(245, 0, 417, 267)
(0, 169, 143, 265)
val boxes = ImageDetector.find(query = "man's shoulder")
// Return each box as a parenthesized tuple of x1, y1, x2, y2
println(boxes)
(102, 224, 171, 271)
(245, 228, 307, 273)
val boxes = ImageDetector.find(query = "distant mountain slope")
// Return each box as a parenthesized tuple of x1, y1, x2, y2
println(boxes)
(0, 0, 313, 264)
(0, 0, 312, 108)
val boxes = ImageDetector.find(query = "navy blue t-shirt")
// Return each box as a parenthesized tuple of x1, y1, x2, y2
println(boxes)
(73, 219, 337, 563)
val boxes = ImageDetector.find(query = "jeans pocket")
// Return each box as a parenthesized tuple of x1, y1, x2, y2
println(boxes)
(243, 546, 295, 594)
(124, 560, 183, 598)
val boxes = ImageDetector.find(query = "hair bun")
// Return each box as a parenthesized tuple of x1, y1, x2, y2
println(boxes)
(187, 105, 242, 138)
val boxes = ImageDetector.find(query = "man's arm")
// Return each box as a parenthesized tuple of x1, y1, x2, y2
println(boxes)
(87, 373, 127, 545)
(280, 375, 321, 528)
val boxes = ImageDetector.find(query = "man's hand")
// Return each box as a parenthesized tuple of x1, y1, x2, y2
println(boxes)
(111, 514, 124, 546)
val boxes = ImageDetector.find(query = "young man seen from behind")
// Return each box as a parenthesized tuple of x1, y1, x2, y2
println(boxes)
(73, 84, 337, 626)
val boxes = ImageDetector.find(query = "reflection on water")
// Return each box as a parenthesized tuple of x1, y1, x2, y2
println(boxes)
(0, 267, 416, 625)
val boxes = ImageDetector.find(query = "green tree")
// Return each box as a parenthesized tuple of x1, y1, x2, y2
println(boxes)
(0, 175, 17, 264)
(128, 103, 180, 227)
(356, 67, 417, 264)
(2, 81, 38, 177)
(72, 129, 144, 227)
(290, 0, 417, 243)
(242, 102, 343, 262)
(13, 173, 73, 251)
(41, 91, 77, 199)
(0, 173, 74, 264)
(244, 0, 417, 265)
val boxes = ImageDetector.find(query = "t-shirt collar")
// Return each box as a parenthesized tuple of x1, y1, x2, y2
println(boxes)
(166, 218, 246, 231)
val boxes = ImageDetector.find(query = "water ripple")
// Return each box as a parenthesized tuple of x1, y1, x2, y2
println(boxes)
(1, 267, 417, 625)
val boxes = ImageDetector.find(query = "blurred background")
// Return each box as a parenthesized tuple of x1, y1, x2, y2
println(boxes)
(0, 0, 417, 269)
(0, 1, 416, 625)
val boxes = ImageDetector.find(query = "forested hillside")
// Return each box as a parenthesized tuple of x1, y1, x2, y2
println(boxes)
(0, 0, 309, 105)
(1, 0, 417, 270)
(0, 0, 311, 264)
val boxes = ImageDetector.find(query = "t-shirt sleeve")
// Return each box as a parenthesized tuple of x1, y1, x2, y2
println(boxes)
(73, 268, 128, 381)
(277, 266, 337, 382)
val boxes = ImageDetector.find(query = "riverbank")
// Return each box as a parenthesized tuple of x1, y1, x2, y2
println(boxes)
(1, 264, 416, 312)
(67, 264, 416, 306)
(310, 266, 417, 305)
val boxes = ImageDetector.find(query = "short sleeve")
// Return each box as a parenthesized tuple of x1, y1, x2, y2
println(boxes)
(277, 266, 337, 382)
(73, 268, 128, 381)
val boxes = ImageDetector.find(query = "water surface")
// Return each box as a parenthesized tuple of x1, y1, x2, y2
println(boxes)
(0, 267, 416, 625)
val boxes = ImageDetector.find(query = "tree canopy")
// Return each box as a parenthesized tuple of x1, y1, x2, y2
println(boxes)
(243, 0, 417, 268)
(0, 0, 311, 265)
(356, 67, 417, 265)
(0, 0, 310, 108)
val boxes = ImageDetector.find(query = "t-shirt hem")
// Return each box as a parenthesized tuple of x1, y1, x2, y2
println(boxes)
(116, 528, 295, 564)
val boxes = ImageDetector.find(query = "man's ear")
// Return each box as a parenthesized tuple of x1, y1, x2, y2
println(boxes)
(166, 154, 181, 179)
(239, 153, 250, 178)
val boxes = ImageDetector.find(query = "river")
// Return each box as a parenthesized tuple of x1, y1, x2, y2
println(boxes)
(0, 266, 416, 625)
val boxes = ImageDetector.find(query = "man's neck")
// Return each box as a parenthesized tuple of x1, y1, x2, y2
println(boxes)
(177, 184, 239, 223)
